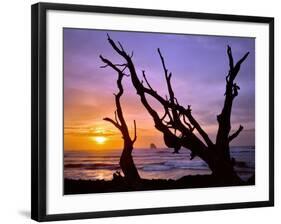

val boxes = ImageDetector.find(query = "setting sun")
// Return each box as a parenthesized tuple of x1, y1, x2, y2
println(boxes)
(94, 136, 107, 144)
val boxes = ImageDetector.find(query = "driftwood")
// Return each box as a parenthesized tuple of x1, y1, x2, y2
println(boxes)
(100, 34, 249, 184)
(101, 55, 140, 183)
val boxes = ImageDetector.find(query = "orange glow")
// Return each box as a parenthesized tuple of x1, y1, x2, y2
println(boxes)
(93, 136, 107, 144)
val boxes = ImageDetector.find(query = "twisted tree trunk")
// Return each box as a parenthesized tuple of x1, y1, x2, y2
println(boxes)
(101, 60, 140, 183)
(100, 35, 249, 185)
(211, 46, 249, 183)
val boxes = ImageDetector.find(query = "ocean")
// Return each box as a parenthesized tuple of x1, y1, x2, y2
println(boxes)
(64, 146, 255, 181)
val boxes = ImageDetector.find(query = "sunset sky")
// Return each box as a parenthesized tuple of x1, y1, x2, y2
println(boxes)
(63, 28, 255, 151)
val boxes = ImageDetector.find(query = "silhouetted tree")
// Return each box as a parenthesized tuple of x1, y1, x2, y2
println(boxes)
(100, 34, 249, 184)
(101, 57, 140, 183)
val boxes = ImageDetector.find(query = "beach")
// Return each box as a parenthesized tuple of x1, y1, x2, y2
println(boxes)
(64, 146, 255, 194)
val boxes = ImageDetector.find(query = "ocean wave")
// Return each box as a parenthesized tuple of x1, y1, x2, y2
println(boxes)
(142, 165, 172, 171)
(230, 149, 255, 154)
(140, 160, 209, 172)
(164, 160, 208, 169)
(64, 147, 254, 175)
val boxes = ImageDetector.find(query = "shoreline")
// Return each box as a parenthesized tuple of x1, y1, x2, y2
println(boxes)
(64, 174, 255, 195)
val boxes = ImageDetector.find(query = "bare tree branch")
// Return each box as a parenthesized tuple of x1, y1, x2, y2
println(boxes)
(132, 120, 137, 143)
(101, 35, 249, 183)
(227, 45, 234, 70)
(216, 46, 249, 160)
(157, 48, 175, 104)
(229, 125, 243, 142)
(182, 114, 193, 130)
(114, 110, 120, 126)
(100, 63, 127, 69)
(158, 48, 214, 148)
(103, 35, 211, 161)
(100, 55, 124, 74)
(142, 70, 154, 91)
(100, 54, 131, 140)
(101, 48, 140, 182)
(184, 106, 214, 148)
(103, 117, 121, 131)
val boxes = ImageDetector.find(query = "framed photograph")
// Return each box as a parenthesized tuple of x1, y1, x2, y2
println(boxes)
(31, 2, 274, 222)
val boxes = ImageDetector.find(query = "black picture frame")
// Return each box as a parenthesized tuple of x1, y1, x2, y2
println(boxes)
(31, 2, 274, 222)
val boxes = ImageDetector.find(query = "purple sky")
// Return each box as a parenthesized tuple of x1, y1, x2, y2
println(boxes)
(64, 28, 255, 149)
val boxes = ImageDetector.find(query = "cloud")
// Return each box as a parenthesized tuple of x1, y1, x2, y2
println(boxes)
(64, 126, 118, 137)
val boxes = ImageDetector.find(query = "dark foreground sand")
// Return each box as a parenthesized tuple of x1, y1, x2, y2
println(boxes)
(64, 174, 255, 195)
